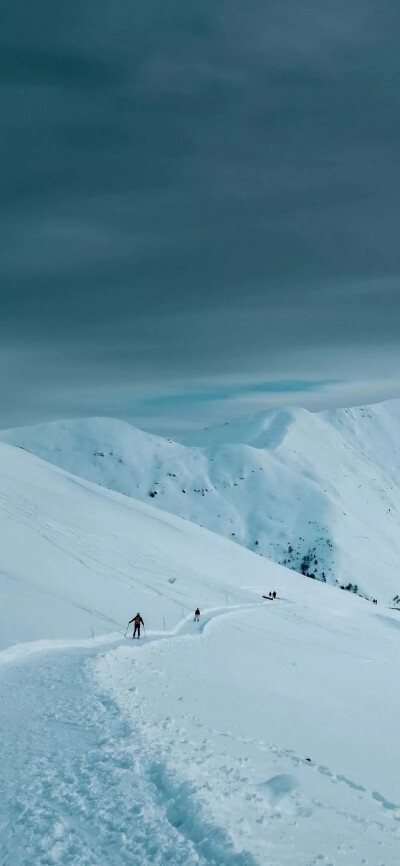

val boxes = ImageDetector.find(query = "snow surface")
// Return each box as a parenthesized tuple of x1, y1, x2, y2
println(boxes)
(94, 595, 400, 865)
(0, 440, 281, 650)
(3, 583, 400, 864)
(2, 428, 400, 864)
(4, 399, 400, 600)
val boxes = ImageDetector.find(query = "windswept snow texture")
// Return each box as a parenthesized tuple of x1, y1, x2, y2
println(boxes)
(4, 399, 400, 600)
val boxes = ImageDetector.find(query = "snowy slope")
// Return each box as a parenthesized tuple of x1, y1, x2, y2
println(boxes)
(2, 440, 400, 864)
(3, 400, 400, 602)
(3, 550, 400, 864)
(94, 592, 400, 866)
(0, 439, 287, 652)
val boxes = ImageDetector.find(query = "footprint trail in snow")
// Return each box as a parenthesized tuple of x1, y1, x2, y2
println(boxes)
(0, 608, 263, 866)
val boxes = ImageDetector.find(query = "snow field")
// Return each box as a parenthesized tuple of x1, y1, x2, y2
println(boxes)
(4, 594, 400, 866)
(95, 596, 400, 865)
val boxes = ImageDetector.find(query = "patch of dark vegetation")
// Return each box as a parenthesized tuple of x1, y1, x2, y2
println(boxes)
(276, 528, 333, 585)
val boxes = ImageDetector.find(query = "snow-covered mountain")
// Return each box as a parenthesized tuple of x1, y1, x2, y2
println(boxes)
(3, 399, 400, 603)
(0, 439, 283, 652)
(2, 437, 400, 864)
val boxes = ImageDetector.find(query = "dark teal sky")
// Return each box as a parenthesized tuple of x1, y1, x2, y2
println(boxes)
(2, 1, 400, 435)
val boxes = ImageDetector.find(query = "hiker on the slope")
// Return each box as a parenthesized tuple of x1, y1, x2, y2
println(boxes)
(194, 608, 200, 622)
(129, 612, 144, 638)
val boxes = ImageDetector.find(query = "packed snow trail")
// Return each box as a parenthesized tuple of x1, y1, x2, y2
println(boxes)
(2, 647, 247, 866)
(0, 601, 262, 667)
(0, 606, 262, 866)
(3, 598, 400, 865)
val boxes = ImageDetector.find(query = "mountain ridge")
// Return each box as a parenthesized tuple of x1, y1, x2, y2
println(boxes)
(2, 399, 400, 601)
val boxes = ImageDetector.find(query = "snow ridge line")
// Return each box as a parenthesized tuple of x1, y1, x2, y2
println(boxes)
(0, 600, 273, 668)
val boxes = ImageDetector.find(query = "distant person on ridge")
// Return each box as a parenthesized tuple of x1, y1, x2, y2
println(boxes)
(194, 608, 200, 622)
(129, 612, 144, 638)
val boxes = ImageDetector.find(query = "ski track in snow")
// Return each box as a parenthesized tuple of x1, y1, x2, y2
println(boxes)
(2, 602, 400, 865)
(0, 605, 263, 866)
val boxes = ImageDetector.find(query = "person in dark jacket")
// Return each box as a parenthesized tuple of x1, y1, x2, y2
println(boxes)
(129, 612, 144, 638)
(194, 608, 200, 622)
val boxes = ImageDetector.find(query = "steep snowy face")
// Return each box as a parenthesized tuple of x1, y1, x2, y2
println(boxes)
(3, 399, 400, 602)
(0, 440, 292, 652)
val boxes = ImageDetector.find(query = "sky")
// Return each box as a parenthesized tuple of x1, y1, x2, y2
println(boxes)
(2, 0, 400, 437)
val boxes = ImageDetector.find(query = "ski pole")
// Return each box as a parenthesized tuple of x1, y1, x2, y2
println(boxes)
(143, 626, 147, 639)
(124, 624, 129, 638)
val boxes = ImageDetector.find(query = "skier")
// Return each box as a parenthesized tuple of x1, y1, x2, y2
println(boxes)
(129, 612, 144, 638)
(194, 608, 200, 622)
(272, 591, 277, 599)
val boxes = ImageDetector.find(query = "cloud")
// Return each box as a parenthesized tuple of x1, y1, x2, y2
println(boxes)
(1, 0, 400, 433)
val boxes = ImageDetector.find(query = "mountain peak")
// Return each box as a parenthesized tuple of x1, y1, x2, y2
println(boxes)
(3, 398, 400, 602)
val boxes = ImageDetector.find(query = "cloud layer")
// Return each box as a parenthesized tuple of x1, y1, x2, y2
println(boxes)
(2, 1, 400, 433)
